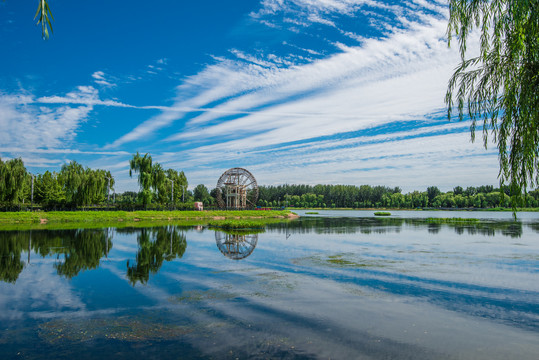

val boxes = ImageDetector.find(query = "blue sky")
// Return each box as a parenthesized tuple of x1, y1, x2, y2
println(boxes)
(0, 0, 499, 192)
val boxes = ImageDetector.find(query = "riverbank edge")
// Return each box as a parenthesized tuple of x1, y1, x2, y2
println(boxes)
(0, 210, 299, 226)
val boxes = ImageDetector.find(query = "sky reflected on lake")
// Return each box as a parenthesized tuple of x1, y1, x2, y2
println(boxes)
(1, 212, 538, 359)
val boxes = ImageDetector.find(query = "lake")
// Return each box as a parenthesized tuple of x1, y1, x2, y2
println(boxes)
(1, 210, 538, 359)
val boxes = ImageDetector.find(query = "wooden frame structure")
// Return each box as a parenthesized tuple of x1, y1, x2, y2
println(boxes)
(216, 168, 258, 209)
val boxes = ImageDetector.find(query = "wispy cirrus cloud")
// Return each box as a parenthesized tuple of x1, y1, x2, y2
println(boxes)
(108, 5, 457, 149)
(92, 0, 495, 192)
(2, 0, 493, 192)
(0, 91, 91, 150)
(36, 85, 128, 107)
(92, 71, 115, 87)
(0, 86, 130, 169)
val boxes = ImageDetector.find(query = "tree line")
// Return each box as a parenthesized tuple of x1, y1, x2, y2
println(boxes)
(256, 184, 539, 209)
(0, 154, 189, 210)
(2, 155, 539, 210)
(0, 157, 115, 209)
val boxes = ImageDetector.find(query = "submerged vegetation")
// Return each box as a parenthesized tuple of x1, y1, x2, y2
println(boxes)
(292, 253, 401, 269)
(425, 217, 480, 224)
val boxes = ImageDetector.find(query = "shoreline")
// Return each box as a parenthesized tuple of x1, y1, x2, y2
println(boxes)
(288, 207, 539, 212)
(0, 210, 297, 228)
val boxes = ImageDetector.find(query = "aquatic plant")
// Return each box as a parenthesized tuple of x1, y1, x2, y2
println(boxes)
(425, 217, 479, 224)
(208, 219, 265, 229)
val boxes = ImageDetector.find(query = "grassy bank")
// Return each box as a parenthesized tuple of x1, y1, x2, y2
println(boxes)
(0, 210, 294, 228)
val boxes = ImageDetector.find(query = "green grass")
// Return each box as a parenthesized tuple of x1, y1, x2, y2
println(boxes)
(208, 219, 266, 229)
(374, 212, 391, 216)
(0, 210, 293, 229)
(305, 211, 319, 214)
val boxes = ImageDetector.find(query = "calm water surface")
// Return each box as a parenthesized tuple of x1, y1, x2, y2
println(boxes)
(1, 211, 538, 359)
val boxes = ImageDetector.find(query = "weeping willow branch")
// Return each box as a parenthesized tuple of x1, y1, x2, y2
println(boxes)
(446, 0, 539, 212)
(34, 0, 54, 39)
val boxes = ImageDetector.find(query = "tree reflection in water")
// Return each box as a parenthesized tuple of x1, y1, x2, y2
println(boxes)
(54, 229, 113, 278)
(0, 217, 534, 284)
(0, 231, 25, 283)
(0, 229, 113, 282)
(126, 226, 186, 285)
(0, 227, 187, 285)
(267, 217, 525, 237)
(215, 231, 259, 260)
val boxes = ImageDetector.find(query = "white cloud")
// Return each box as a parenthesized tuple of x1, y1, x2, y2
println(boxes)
(98, 0, 496, 193)
(0, 91, 91, 150)
(92, 71, 115, 86)
(37, 85, 129, 107)
(3, 0, 495, 193)
(162, 10, 457, 147)
(109, 2, 456, 150)
(0, 86, 133, 172)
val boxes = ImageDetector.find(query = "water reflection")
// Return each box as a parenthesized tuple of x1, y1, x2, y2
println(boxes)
(215, 231, 259, 260)
(267, 216, 525, 237)
(54, 229, 113, 278)
(0, 226, 186, 285)
(0, 217, 534, 285)
(124, 226, 186, 285)
(0, 229, 112, 283)
(1, 215, 538, 359)
(0, 230, 25, 283)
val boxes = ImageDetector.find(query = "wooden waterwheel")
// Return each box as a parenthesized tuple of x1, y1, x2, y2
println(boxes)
(215, 168, 259, 209)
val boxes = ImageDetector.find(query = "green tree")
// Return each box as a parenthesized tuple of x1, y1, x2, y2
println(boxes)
(35, 171, 65, 207)
(59, 161, 85, 206)
(0, 157, 28, 205)
(57, 161, 113, 207)
(152, 163, 168, 204)
(129, 152, 154, 207)
(194, 184, 212, 205)
(446, 0, 539, 210)
(427, 186, 441, 206)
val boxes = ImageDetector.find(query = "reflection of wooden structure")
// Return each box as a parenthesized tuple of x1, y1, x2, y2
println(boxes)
(216, 168, 258, 209)
(215, 232, 258, 260)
